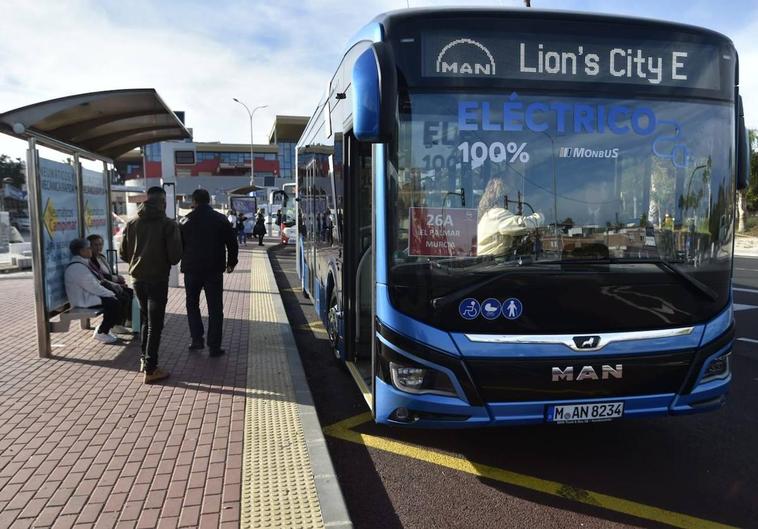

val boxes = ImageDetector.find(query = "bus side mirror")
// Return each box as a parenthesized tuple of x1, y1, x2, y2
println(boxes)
(352, 42, 396, 143)
(737, 95, 750, 191)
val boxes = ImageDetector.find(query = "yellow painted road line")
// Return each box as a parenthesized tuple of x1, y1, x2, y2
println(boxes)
(345, 362, 372, 409)
(323, 413, 738, 529)
(322, 412, 373, 436)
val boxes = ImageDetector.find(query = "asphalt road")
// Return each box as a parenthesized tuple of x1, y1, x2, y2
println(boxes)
(270, 246, 758, 529)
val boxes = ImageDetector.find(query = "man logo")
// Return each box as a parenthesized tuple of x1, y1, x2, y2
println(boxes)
(551, 365, 623, 382)
(436, 38, 496, 76)
(573, 336, 601, 350)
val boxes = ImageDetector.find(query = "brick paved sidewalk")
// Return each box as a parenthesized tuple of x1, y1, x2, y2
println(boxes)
(0, 248, 256, 528)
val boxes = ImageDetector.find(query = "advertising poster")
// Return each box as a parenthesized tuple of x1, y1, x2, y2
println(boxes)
(82, 167, 110, 252)
(39, 158, 79, 311)
(408, 207, 478, 257)
(230, 196, 257, 215)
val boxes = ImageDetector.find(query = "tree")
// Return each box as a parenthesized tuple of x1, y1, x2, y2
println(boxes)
(743, 130, 758, 212)
(737, 130, 758, 231)
(0, 154, 25, 188)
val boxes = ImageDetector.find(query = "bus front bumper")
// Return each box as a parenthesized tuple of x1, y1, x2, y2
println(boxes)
(374, 375, 730, 428)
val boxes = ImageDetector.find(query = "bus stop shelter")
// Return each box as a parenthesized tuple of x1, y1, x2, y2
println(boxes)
(0, 89, 191, 357)
(226, 183, 261, 216)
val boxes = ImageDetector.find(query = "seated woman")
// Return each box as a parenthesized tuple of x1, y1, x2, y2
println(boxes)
(64, 238, 120, 344)
(477, 176, 544, 256)
(87, 234, 134, 334)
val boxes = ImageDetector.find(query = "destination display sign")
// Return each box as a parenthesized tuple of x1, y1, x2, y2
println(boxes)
(422, 33, 722, 90)
(408, 207, 478, 257)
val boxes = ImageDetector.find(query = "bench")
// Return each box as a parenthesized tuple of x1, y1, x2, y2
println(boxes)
(49, 306, 103, 333)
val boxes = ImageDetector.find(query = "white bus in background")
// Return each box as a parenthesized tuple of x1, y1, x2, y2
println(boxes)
(275, 183, 297, 243)
(267, 184, 294, 222)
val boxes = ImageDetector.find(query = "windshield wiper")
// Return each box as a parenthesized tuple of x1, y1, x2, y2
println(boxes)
(531, 258, 718, 301)
(431, 257, 718, 309)
(643, 259, 718, 302)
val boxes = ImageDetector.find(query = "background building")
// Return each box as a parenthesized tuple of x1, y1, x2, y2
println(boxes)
(114, 115, 308, 208)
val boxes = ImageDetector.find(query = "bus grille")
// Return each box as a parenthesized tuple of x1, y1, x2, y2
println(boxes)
(465, 351, 693, 403)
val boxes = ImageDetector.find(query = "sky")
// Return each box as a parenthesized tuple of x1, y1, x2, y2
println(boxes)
(0, 0, 756, 164)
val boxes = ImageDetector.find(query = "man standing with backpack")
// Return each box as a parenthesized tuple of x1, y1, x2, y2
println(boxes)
(119, 186, 183, 384)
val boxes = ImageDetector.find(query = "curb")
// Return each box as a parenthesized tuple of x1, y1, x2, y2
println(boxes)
(264, 245, 353, 529)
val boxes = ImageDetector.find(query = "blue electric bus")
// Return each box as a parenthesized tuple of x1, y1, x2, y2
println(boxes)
(296, 8, 750, 426)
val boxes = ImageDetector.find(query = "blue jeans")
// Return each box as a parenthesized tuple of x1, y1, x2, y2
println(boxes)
(237, 229, 246, 245)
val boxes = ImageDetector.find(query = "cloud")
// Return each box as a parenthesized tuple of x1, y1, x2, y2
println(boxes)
(0, 0, 755, 165)
(732, 14, 758, 129)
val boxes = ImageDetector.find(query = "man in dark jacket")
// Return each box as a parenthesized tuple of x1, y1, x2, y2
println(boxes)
(119, 186, 183, 384)
(180, 188, 239, 356)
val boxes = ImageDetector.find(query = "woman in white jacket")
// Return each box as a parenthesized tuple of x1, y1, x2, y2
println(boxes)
(64, 238, 120, 344)
(477, 176, 544, 256)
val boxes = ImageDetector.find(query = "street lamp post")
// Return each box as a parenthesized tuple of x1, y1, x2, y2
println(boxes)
(233, 98, 267, 186)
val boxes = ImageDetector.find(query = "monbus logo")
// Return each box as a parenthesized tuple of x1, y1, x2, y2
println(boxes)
(559, 146, 620, 159)
(436, 38, 496, 76)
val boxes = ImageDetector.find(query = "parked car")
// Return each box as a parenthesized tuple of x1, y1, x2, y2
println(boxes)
(9, 225, 24, 243)
(10, 212, 30, 231)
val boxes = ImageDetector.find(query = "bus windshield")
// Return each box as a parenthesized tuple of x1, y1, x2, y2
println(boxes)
(387, 91, 734, 328)
(391, 91, 734, 264)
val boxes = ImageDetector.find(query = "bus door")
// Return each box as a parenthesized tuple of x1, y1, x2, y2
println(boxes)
(303, 160, 317, 294)
(343, 133, 373, 362)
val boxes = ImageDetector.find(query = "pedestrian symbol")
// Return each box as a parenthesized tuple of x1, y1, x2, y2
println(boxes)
(481, 298, 501, 320)
(458, 298, 480, 320)
(502, 298, 523, 320)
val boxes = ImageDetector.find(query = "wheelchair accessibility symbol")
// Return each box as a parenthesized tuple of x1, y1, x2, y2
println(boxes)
(459, 298, 481, 320)
(503, 298, 523, 320)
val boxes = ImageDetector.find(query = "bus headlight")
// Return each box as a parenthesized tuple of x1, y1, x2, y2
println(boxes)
(389, 361, 457, 397)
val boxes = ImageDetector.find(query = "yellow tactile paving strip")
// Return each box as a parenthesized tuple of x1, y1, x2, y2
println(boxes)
(241, 249, 325, 529)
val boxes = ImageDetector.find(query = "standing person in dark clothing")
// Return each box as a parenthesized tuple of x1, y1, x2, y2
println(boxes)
(180, 188, 239, 357)
(119, 187, 183, 384)
(253, 209, 267, 246)
(236, 212, 247, 246)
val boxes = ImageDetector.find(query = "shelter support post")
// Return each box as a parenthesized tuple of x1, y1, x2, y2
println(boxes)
(161, 174, 179, 288)
(74, 153, 85, 238)
(26, 138, 51, 358)
(103, 162, 117, 270)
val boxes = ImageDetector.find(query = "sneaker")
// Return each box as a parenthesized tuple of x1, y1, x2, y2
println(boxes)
(93, 332, 117, 344)
(144, 368, 170, 384)
(112, 325, 133, 334)
(188, 338, 205, 351)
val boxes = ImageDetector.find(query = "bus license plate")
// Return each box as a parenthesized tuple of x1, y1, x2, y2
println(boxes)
(549, 402, 624, 423)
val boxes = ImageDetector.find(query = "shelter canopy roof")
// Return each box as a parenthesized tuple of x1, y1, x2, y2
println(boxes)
(0, 88, 191, 160)
(226, 184, 261, 195)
